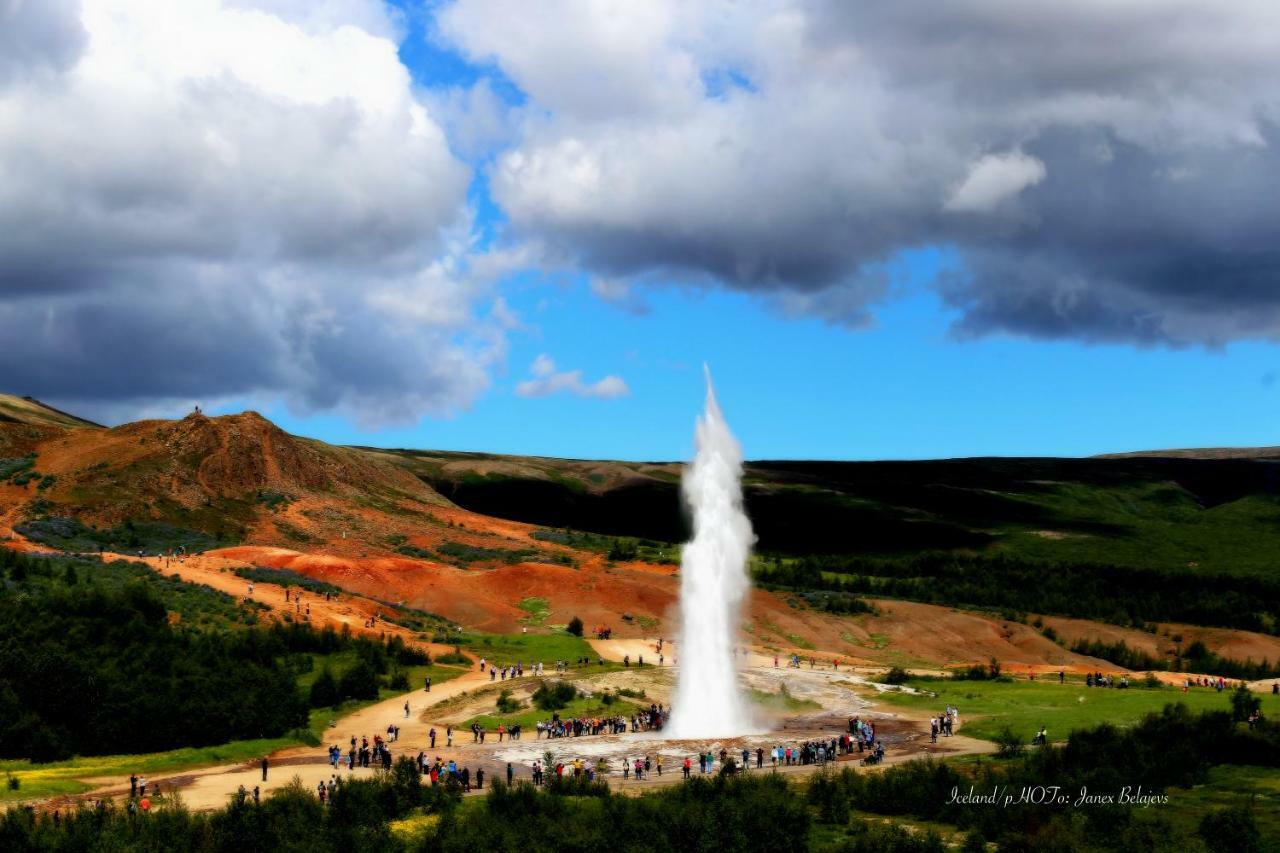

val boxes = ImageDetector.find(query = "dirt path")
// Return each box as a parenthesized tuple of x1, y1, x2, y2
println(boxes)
(168, 670, 492, 810)
(32, 647, 997, 812)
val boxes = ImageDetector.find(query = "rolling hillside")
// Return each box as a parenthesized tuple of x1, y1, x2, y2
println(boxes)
(3, 400, 1279, 669)
(6, 400, 1280, 577)
(0, 394, 102, 429)
(377, 448, 1280, 576)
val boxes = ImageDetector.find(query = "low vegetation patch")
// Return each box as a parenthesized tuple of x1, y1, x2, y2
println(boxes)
(15, 516, 229, 554)
(749, 685, 822, 713)
(0, 455, 36, 481)
(517, 596, 551, 626)
(234, 565, 343, 596)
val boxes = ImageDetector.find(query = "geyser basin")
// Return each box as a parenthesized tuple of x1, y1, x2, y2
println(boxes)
(667, 369, 757, 738)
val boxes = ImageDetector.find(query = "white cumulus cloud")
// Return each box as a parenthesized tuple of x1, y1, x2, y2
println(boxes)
(515, 355, 629, 399)
(0, 0, 494, 426)
(944, 151, 1047, 213)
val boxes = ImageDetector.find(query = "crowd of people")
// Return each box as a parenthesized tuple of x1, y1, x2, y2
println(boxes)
(1085, 672, 1130, 688)
(327, 736, 395, 771)
(535, 703, 668, 739)
(927, 706, 960, 742)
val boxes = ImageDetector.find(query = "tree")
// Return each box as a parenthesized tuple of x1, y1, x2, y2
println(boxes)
(566, 616, 584, 637)
(338, 661, 379, 701)
(309, 667, 340, 708)
(1230, 684, 1261, 722)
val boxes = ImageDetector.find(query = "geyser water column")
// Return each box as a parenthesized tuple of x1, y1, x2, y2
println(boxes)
(667, 369, 756, 739)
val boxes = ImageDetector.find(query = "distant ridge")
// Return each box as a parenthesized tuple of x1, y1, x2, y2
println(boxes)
(1094, 446, 1280, 460)
(0, 394, 102, 429)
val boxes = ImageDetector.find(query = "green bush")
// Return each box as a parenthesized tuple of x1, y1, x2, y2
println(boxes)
(1200, 806, 1262, 853)
(532, 680, 577, 711)
(566, 616, 584, 637)
(994, 725, 1025, 758)
(496, 689, 523, 714)
(881, 666, 911, 685)
(338, 661, 379, 701)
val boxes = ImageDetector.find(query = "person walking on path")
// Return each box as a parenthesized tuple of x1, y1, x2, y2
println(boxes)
(261, 757, 269, 782)
(404, 701, 410, 718)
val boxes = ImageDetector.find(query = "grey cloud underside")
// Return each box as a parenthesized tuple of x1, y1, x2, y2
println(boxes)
(0, 0, 86, 83)
(450, 0, 1280, 345)
(0, 265, 486, 424)
(0, 0, 489, 423)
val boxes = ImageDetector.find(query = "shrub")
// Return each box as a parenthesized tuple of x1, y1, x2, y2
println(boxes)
(566, 616, 584, 637)
(994, 725, 1025, 758)
(881, 666, 911, 685)
(1231, 684, 1262, 722)
(1200, 806, 1262, 853)
(436, 645, 471, 665)
(496, 689, 522, 714)
(532, 680, 577, 712)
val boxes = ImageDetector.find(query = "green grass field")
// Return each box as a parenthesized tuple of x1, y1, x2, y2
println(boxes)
(875, 678, 1280, 744)
(461, 630, 602, 667)
(461, 692, 643, 732)
(0, 737, 302, 802)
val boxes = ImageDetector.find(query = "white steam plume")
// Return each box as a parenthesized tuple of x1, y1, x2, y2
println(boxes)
(667, 367, 756, 738)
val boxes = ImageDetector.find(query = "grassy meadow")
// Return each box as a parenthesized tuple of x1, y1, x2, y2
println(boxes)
(875, 677, 1280, 744)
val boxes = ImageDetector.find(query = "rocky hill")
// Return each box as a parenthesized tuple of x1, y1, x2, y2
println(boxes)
(0, 410, 447, 543)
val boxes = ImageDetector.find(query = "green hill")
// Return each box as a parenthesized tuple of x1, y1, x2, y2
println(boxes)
(372, 449, 1280, 577)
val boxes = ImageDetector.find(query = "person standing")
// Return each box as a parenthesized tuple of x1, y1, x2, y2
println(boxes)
(261, 756, 269, 782)
(507, 762, 514, 786)
(429, 728, 436, 749)
(129, 774, 138, 798)
(404, 701, 410, 718)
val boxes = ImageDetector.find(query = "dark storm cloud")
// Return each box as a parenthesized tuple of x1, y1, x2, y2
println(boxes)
(442, 0, 1280, 345)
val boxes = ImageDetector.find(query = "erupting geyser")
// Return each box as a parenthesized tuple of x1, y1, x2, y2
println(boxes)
(667, 368, 756, 739)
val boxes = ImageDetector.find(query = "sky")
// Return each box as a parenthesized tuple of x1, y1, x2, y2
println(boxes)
(3, 0, 1280, 461)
